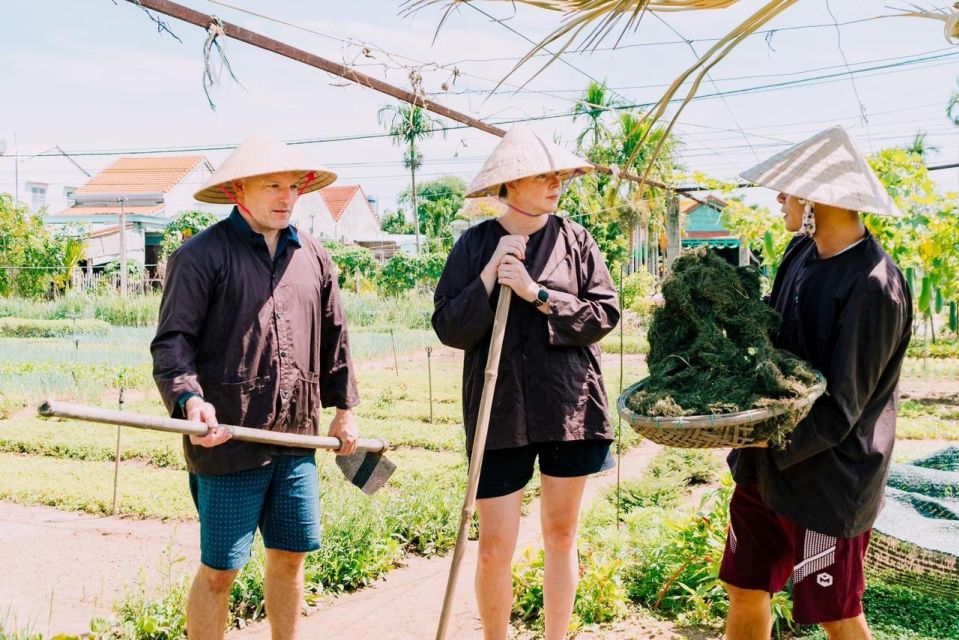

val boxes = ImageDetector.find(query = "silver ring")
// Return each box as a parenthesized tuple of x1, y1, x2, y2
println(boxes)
(500, 270, 510, 277)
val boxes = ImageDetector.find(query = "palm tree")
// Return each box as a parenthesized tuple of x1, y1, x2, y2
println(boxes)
(907, 131, 939, 159)
(572, 81, 621, 149)
(378, 103, 444, 253)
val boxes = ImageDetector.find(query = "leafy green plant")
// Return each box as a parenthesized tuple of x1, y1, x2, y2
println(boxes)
(323, 241, 379, 291)
(159, 210, 218, 260)
(0, 317, 110, 338)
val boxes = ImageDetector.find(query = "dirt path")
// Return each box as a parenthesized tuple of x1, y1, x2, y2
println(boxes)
(0, 503, 199, 637)
(229, 441, 665, 640)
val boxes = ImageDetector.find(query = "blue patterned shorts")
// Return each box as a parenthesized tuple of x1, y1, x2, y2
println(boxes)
(189, 455, 321, 570)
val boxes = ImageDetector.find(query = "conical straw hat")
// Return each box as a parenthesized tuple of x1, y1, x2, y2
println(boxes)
(466, 125, 593, 198)
(740, 126, 901, 217)
(194, 133, 337, 204)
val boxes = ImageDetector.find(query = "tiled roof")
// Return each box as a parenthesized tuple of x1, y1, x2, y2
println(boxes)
(319, 185, 362, 222)
(75, 156, 206, 195)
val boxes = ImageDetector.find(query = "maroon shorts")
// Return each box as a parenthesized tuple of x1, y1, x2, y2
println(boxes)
(719, 483, 871, 625)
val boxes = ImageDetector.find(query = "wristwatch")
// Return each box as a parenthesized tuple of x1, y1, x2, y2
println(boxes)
(534, 286, 549, 308)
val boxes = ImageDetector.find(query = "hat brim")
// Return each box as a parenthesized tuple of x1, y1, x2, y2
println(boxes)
(466, 166, 592, 199)
(194, 169, 337, 204)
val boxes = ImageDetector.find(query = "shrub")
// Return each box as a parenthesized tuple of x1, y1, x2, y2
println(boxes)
(0, 317, 110, 338)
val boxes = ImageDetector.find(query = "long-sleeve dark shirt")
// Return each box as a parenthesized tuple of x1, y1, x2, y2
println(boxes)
(432, 215, 620, 453)
(728, 232, 912, 537)
(151, 208, 359, 476)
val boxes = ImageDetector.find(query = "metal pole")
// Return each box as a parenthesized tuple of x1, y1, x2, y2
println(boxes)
(426, 346, 434, 424)
(112, 386, 124, 515)
(436, 286, 512, 640)
(391, 328, 399, 377)
(120, 0, 702, 203)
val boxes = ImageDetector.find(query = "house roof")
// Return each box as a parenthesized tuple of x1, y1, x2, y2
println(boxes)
(320, 185, 363, 222)
(85, 223, 136, 239)
(681, 194, 728, 215)
(75, 155, 207, 196)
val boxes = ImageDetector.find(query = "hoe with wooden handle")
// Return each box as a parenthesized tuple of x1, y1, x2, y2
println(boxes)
(435, 285, 512, 639)
(38, 400, 396, 495)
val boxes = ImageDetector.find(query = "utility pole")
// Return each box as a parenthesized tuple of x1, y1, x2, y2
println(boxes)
(118, 196, 128, 297)
(666, 195, 681, 268)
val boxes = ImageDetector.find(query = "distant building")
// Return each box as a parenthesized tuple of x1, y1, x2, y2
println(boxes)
(44, 155, 225, 272)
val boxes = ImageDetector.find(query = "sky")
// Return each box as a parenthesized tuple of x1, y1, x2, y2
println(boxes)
(2, 0, 958, 215)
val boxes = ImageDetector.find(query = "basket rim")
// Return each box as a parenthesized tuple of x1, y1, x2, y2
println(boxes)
(617, 371, 826, 430)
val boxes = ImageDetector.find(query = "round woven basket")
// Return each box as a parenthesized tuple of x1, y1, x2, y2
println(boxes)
(617, 374, 826, 449)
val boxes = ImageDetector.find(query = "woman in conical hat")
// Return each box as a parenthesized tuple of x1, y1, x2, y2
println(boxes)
(720, 126, 912, 638)
(432, 125, 620, 640)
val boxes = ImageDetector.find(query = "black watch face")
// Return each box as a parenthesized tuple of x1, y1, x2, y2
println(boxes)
(537, 288, 549, 304)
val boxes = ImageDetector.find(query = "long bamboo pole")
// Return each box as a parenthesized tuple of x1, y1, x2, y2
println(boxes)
(435, 286, 512, 639)
(39, 400, 390, 452)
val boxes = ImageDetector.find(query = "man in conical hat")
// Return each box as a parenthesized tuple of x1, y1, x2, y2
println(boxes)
(720, 126, 912, 640)
(433, 125, 620, 640)
(151, 133, 360, 640)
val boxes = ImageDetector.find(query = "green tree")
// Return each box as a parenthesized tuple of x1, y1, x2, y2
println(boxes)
(378, 103, 445, 253)
(0, 193, 64, 298)
(323, 241, 379, 291)
(572, 80, 622, 149)
(160, 210, 219, 260)
(719, 198, 792, 279)
(947, 82, 959, 125)
(379, 209, 414, 234)
(398, 176, 467, 253)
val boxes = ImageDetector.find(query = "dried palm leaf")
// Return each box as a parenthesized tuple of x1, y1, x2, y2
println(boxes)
(406, 0, 800, 196)
(892, 3, 959, 43)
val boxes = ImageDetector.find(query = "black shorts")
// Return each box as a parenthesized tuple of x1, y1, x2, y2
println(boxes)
(475, 440, 613, 499)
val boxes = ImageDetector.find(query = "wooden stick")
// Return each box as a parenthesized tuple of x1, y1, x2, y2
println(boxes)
(38, 400, 390, 453)
(435, 285, 512, 640)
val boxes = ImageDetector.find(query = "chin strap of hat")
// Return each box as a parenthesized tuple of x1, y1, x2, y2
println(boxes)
(217, 184, 254, 218)
(298, 172, 317, 196)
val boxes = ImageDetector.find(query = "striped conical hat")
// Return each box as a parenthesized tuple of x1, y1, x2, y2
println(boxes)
(741, 126, 901, 217)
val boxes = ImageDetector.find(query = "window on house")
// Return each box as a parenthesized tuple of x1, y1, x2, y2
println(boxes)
(28, 183, 47, 210)
(64, 187, 77, 206)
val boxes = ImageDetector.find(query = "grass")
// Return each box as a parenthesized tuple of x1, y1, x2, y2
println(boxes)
(896, 416, 959, 440)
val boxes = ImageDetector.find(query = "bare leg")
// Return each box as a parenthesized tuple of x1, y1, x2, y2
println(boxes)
(186, 564, 238, 640)
(475, 489, 524, 640)
(821, 614, 872, 640)
(264, 549, 308, 640)
(725, 583, 772, 640)
(540, 474, 589, 640)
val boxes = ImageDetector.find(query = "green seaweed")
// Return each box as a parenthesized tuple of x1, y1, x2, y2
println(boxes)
(627, 249, 819, 441)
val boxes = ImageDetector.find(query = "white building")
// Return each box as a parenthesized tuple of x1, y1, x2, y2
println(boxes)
(5, 145, 94, 214)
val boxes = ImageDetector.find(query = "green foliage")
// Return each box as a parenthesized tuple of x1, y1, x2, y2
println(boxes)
(647, 448, 721, 486)
(159, 210, 218, 260)
(511, 544, 629, 633)
(113, 576, 189, 640)
(612, 268, 657, 321)
(322, 241, 378, 291)
(102, 258, 144, 279)
(907, 337, 959, 359)
(0, 317, 110, 338)
(0, 193, 67, 299)
(624, 479, 743, 626)
(376, 252, 445, 297)
(720, 197, 792, 281)
(379, 209, 414, 234)
(399, 176, 467, 252)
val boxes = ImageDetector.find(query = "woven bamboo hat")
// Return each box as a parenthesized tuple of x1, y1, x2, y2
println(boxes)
(466, 125, 593, 198)
(740, 126, 901, 217)
(194, 133, 337, 204)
